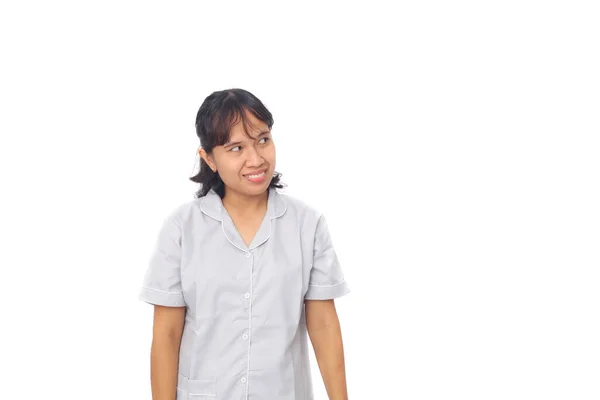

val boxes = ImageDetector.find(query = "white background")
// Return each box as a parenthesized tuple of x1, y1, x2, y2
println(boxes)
(1, 1, 599, 399)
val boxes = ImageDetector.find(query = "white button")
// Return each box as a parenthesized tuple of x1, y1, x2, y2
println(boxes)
(246, 252, 252, 258)
(241, 377, 247, 383)
(243, 334, 248, 340)
(245, 293, 250, 299)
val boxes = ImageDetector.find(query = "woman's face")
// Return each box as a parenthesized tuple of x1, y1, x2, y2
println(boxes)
(201, 110, 276, 198)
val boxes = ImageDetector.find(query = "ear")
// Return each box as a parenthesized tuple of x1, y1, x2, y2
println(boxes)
(198, 148, 217, 172)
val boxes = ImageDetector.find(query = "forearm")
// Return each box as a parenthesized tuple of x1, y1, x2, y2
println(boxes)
(150, 336, 181, 400)
(308, 321, 348, 400)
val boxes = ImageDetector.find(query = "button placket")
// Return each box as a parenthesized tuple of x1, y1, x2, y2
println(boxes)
(242, 250, 253, 392)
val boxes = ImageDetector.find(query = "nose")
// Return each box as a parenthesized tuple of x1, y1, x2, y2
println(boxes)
(245, 144, 263, 166)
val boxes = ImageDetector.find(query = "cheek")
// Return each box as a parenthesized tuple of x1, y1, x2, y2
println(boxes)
(219, 158, 244, 176)
(264, 145, 276, 164)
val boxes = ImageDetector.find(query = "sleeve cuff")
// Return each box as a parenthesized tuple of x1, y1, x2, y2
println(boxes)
(139, 286, 186, 307)
(304, 280, 350, 300)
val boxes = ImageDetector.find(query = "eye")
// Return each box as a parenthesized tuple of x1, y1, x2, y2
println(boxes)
(230, 146, 242, 152)
(259, 137, 270, 144)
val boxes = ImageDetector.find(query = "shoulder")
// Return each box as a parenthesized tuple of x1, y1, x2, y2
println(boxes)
(160, 197, 204, 226)
(276, 189, 324, 226)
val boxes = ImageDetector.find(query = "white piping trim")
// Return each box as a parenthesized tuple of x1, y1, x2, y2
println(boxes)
(176, 388, 217, 397)
(140, 286, 183, 294)
(244, 252, 254, 399)
(221, 218, 246, 252)
(199, 194, 221, 221)
(248, 188, 287, 251)
(307, 279, 347, 288)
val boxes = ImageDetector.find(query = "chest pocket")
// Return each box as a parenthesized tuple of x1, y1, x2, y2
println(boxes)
(177, 373, 217, 398)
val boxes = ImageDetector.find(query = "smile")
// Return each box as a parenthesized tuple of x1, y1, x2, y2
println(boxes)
(244, 170, 267, 183)
(246, 171, 265, 179)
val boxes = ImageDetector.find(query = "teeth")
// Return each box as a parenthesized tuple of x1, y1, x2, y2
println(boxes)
(247, 171, 265, 179)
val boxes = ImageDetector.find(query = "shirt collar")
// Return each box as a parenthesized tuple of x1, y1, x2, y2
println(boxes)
(199, 186, 287, 251)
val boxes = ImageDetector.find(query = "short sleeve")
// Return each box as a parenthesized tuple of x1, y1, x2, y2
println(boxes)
(304, 214, 350, 300)
(138, 210, 187, 307)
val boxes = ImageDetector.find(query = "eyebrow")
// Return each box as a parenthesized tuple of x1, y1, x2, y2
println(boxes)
(224, 130, 270, 148)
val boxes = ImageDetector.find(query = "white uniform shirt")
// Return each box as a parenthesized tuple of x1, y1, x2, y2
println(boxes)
(139, 187, 350, 399)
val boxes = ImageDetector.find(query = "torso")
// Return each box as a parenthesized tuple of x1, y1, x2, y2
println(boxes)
(148, 187, 344, 398)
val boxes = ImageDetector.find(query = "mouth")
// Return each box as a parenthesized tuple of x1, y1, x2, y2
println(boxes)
(243, 168, 267, 178)
(244, 168, 267, 182)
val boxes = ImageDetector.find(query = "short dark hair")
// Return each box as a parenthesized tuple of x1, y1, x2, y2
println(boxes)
(189, 88, 286, 198)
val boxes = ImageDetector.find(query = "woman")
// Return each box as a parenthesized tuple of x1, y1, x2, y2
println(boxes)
(139, 88, 350, 399)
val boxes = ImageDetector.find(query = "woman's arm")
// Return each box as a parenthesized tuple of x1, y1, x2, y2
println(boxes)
(305, 299, 349, 400)
(150, 305, 186, 400)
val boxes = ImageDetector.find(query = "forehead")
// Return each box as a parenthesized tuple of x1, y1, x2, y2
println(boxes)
(227, 110, 269, 141)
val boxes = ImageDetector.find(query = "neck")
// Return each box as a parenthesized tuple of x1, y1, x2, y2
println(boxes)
(222, 188, 269, 216)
